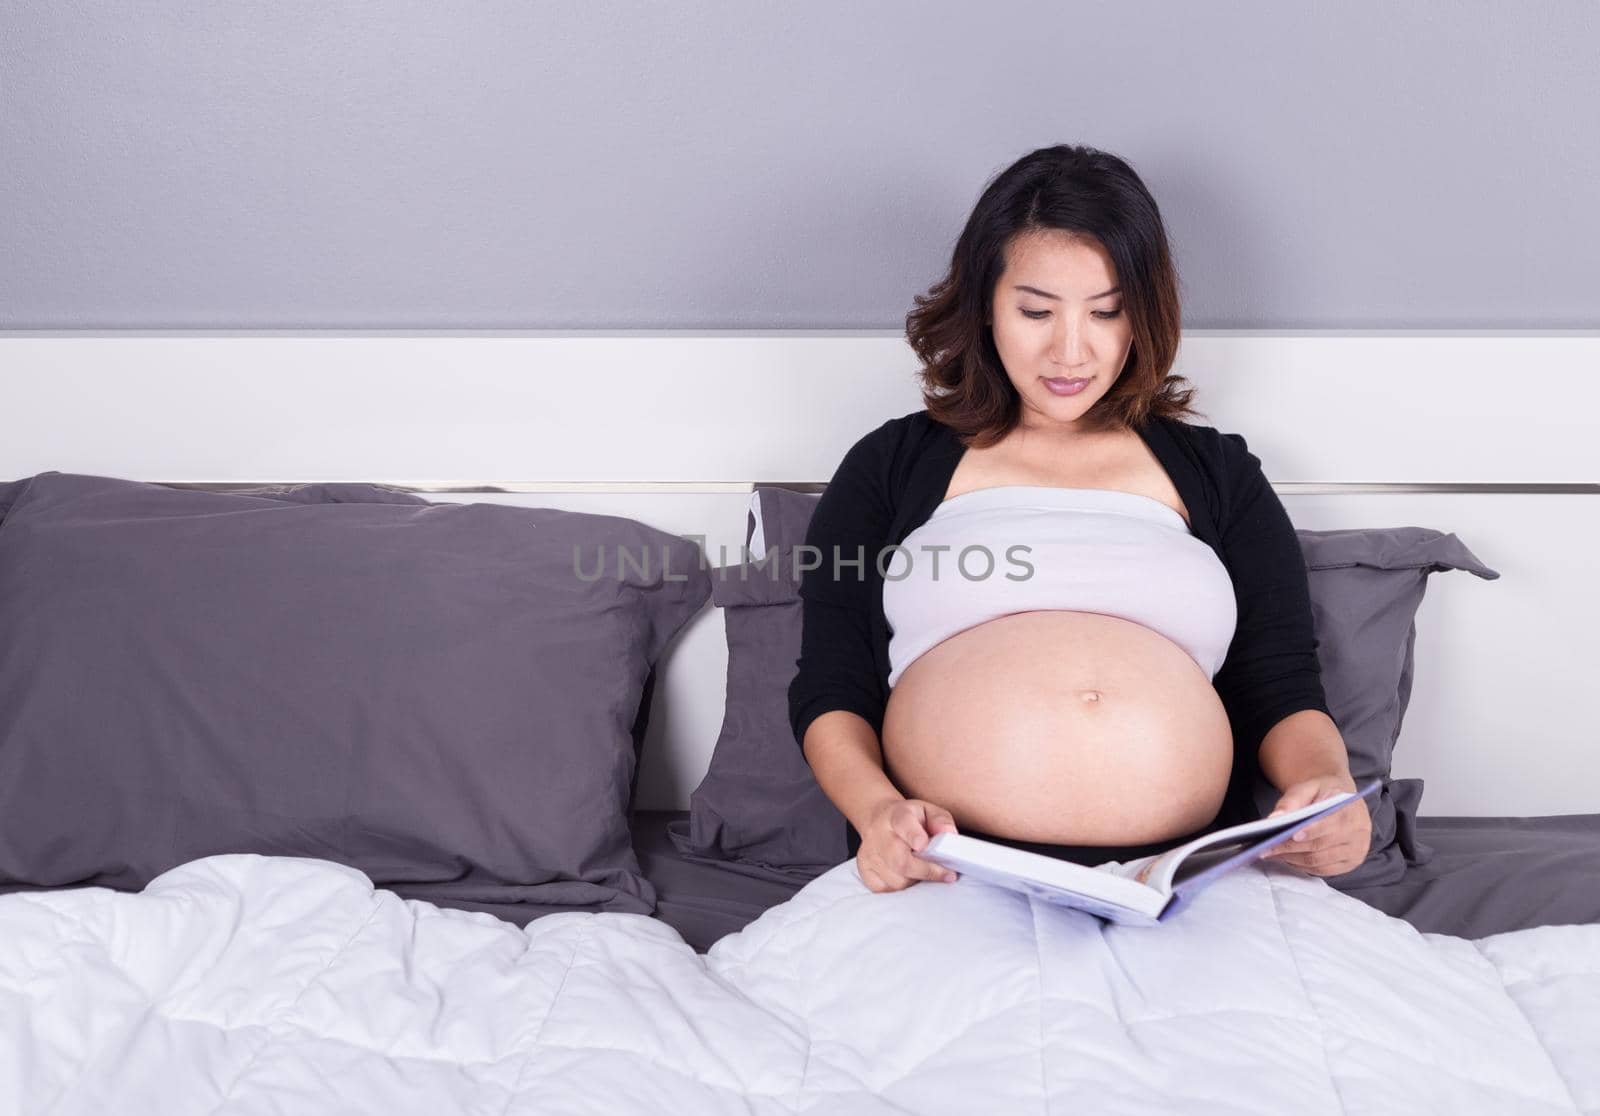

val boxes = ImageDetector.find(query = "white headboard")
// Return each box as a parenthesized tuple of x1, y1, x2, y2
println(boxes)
(3, 330, 1596, 816)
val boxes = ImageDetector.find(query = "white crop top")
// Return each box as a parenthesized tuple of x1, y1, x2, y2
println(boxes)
(882, 485, 1238, 688)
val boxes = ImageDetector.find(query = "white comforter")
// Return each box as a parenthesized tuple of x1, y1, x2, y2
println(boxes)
(2, 853, 1596, 1115)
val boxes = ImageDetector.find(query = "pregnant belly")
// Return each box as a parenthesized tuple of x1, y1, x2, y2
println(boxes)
(880, 610, 1234, 845)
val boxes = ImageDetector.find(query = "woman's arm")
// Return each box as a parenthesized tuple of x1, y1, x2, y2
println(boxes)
(1259, 708, 1354, 791)
(786, 419, 899, 752)
(802, 711, 905, 837)
(786, 419, 908, 843)
(1207, 430, 1372, 874)
(1209, 431, 1336, 813)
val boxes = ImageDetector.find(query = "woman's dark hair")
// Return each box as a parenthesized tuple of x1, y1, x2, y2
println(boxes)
(907, 144, 1200, 447)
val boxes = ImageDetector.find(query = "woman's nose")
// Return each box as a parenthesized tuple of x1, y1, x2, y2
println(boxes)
(1052, 325, 1088, 365)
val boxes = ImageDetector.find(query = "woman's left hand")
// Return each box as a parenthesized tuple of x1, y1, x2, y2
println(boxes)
(1259, 774, 1371, 877)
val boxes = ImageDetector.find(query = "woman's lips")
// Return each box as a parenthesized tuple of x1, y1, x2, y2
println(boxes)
(1043, 376, 1091, 396)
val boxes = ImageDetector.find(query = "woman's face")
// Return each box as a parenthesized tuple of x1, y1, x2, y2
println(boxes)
(988, 230, 1135, 436)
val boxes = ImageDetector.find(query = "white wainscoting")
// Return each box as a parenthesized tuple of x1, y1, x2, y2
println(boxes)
(3, 330, 1596, 815)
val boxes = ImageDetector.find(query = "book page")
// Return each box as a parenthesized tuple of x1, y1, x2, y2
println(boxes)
(1127, 845, 1196, 890)
(1092, 845, 1228, 888)
(1096, 854, 1161, 885)
(1167, 844, 1251, 883)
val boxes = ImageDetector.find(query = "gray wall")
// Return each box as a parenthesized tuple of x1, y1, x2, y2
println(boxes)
(3, 2, 1595, 329)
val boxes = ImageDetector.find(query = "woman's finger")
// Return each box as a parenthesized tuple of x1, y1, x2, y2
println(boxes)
(1263, 832, 1319, 858)
(1269, 840, 1359, 870)
(905, 849, 957, 883)
(1264, 829, 1343, 860)
(1274, 816, 1359, 854)
(1290, 819, 1337, 844)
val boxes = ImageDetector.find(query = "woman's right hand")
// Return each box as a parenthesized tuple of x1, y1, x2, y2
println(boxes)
(856, 796, 962, 892)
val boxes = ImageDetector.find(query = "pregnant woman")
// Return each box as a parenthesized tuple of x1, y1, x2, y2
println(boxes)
(787, 144, 1372, 893)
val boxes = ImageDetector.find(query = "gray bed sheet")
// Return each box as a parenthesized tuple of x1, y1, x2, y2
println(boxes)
(631, 811, 1600, 953)
(1335, 814, 1600, 939)
(8, 812, 1591, 952)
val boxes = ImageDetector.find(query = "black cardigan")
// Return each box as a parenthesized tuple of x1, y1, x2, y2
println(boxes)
(787, 407, 1331, 844)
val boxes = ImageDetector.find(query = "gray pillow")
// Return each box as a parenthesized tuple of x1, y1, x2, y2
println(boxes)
(667, 539, 848, 879)
(675, 486, 1499, 886)
(0, 478, 662, 819)
(668, 490, 842, 879)
(0, 472, 710, 922)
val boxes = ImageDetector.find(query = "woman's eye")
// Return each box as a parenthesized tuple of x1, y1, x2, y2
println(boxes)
(1019, 309, 1123, 320)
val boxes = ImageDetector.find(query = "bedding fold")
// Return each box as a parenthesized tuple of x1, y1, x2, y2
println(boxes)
(2, 851, 1596, 1114)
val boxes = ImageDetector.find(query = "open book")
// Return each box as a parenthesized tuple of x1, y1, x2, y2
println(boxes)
(914, 779, 1383, 926)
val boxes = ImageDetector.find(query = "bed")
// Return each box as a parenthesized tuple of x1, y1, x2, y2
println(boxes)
(1, 330, 1596, 1113)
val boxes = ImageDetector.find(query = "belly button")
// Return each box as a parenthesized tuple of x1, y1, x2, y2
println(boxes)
(1081, 690, 1101, 704)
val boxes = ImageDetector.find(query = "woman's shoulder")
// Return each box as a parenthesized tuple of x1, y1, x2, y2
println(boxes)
(1153, 415, 1262, 477)
(842, 408, 948, 463)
